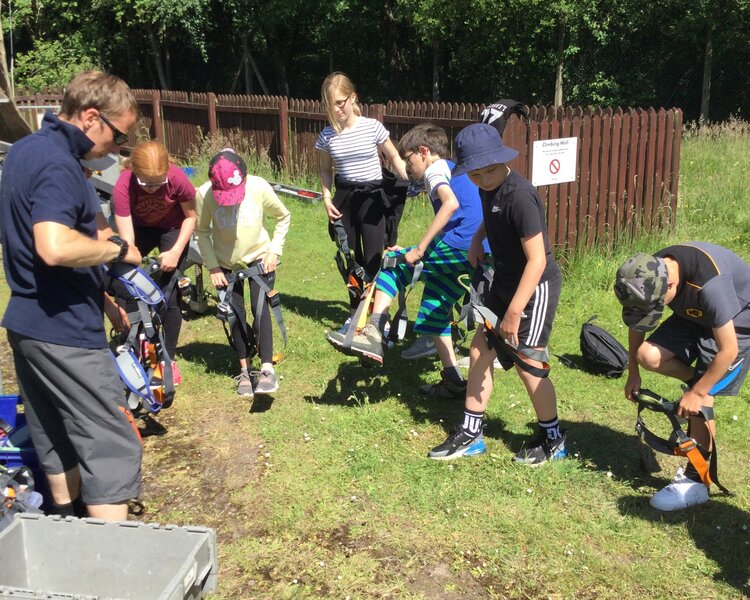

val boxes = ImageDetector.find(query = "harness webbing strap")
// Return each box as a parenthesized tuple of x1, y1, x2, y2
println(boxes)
(330, 219, 369, 300)
(473, 305, 551, 378)
(342, 280, 377, 351)
(219, 263, 288, 355)
(382, 253, 422, 344)
(634, 389, 732, 495)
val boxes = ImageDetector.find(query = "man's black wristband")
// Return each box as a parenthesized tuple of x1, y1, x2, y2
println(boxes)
(107, 235, 129, 262)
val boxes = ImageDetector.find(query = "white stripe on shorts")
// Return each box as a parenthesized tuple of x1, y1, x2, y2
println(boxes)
(525, 281, 548, 347)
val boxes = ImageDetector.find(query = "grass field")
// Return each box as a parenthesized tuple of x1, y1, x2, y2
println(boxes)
(1, 125, 749, 599)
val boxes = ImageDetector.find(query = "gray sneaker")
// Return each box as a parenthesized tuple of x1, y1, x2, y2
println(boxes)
(235, 371, 254, 397)
(253, 369, 279, 395)
(327, 324, 384, 364)
(401, 336, 437, 360)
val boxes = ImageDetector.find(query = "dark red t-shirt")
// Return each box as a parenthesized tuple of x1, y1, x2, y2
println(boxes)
(113, 163, 196, 229)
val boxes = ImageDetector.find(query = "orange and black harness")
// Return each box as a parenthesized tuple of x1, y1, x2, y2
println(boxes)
(634, 389, 732, 495)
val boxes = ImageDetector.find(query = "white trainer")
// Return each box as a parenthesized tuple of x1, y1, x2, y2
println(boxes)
(649, 468, 709, 511)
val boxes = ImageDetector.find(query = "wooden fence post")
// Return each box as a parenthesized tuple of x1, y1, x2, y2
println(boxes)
(151, 91, 164, 142)
(373, 103, 385, 123)
(208, 93, 217, 136)
(278, 97, 289, 175)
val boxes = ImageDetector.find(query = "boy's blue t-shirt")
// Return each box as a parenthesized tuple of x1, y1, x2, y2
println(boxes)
(0, 112, 108, 349)
(426, 159, 487, 252)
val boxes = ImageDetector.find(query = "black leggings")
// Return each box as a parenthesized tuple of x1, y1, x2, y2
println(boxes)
(221, 265, 275, 364)
(336, 191, 386, 309)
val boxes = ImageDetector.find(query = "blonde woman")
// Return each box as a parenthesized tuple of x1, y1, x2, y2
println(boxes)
(112, 141, 197, 372)
(315, 72, 408, 331)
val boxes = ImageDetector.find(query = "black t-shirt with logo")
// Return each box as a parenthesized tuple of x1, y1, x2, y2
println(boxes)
(656, 242, 750, 331)
(481, 170, 560, 296)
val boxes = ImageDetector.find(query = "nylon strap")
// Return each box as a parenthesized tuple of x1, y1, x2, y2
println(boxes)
(634, 389, 732, 495)
(219, 263, 288, 355)
(330, 219, 369, 300)
(473, 305, 551, 378)
(381, 253, 423, 344)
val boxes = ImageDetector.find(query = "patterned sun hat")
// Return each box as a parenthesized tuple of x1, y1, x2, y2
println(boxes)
(208, 149, 248, 206)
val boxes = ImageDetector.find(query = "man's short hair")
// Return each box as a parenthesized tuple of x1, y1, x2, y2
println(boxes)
(59, 70, 139, 119)
(397, 123, 449, 159)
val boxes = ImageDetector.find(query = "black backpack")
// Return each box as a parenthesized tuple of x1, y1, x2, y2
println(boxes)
(579, 315, 629, 378)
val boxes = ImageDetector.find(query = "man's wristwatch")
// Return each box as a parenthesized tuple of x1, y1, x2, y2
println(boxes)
(107, 235, 129, 262)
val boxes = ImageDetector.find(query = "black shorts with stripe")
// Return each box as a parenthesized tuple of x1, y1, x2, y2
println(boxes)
(486, 269, 562, 350)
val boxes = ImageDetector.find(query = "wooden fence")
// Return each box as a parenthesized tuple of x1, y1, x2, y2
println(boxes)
(14, 90, 682, 252)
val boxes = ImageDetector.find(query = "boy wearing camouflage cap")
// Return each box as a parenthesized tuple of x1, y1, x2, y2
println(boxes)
(614, 242, 750, 511)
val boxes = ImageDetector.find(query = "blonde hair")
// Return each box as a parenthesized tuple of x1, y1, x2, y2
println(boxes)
(321, 72, 361, 133)
(59, 70, 139, 120)
(124, 141, 170, 178)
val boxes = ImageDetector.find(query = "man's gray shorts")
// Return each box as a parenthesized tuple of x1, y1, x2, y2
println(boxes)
(8, 331, 142, 504)
(648, 315, 750, 396)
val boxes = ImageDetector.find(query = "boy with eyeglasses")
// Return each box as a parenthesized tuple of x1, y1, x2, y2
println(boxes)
(326, 123, 487, 400)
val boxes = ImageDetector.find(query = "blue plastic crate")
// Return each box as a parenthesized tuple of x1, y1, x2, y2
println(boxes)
(0, 395, 21, 430)
(0, 395, 47, 503)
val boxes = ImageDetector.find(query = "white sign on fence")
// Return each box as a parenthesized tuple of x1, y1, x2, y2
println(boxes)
(531, 137, 578, 187)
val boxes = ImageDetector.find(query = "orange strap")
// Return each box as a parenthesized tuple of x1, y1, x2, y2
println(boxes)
(119, 406, 143, 443)
(676, 442, 713, 487)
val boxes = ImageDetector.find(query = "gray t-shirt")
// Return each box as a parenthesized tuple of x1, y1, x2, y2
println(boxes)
(657, 242, 750, 331)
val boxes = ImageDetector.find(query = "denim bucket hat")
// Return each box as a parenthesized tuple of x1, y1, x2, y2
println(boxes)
(452, 123, 519, 177)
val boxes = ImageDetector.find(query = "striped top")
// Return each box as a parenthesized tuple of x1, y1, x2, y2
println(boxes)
(424, 158, 451, 202)
(315, 117, 389, 182)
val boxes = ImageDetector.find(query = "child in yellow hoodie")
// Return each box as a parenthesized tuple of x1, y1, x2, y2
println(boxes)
(196, 150, 291, 398)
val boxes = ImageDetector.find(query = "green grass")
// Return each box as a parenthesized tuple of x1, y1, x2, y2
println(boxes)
(1, 128, 749, 599)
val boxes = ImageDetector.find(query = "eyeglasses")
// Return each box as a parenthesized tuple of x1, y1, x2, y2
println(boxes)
(99, 113, 129, 145)
(136, 175, 169, 188)
(403, 152, 417, 162)
(333, 95, 351, 109)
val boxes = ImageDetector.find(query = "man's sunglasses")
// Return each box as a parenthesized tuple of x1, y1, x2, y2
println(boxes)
(99, 113, 129, 145)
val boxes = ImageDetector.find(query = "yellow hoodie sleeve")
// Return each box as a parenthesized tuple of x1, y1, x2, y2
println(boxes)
(257, 179, 291, 257)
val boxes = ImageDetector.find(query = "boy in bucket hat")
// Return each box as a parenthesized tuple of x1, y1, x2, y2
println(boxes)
(614, 243, 750, 510)
(428, 123, 566, 464)
(195, 150, 291, 398)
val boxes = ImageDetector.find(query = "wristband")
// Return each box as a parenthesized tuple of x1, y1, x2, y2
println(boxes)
(107, 235, 129, 262)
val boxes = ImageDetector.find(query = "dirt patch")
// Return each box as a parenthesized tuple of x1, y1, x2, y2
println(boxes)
(138, 408, 265, 536)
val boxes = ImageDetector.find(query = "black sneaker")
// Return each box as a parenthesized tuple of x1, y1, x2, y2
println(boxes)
(419, 376, 467, 399)
(428, 427, 487, 461)
(513, 432, 568, 466)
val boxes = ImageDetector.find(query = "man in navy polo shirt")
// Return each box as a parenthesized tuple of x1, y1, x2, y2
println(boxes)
(1, 70, 143, 521)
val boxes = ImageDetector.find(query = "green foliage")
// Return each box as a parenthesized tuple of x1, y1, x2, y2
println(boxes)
(14, 34, 99, 89)
(2, 0, 750, 119)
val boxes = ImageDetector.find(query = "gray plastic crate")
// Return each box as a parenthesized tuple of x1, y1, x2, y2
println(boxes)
(0, 514, 217, 600)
